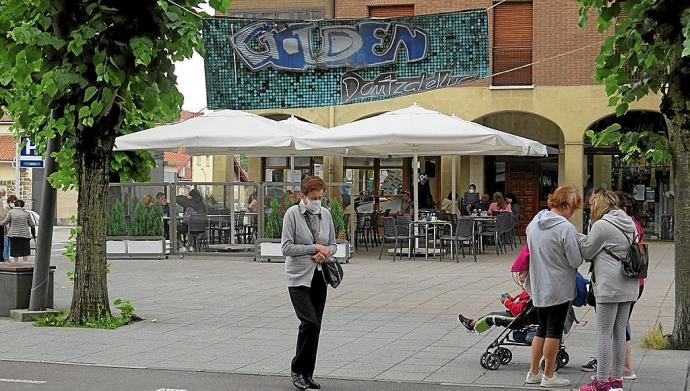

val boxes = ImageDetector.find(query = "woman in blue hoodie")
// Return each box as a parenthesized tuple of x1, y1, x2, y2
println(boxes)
(524, 186, 583, 388)
(578, 191, 639, 391)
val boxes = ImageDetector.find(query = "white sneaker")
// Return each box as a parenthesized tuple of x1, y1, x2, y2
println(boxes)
(622, 367, 637, 380)
(525, 371, 542, 384)
(540, 372, 571, 387)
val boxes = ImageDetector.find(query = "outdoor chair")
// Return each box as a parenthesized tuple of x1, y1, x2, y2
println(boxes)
(365, 211, 381, 246)
(395, 215, 424, 257)
(478, 217, 502, 256)
(379, 217, 416, 261)
(355, 212, 368, 251)
(440, 218, 477, 262)
(512, 209, 522, 245)
(493, 212, 513, 252)
(187, 213, 209, 252)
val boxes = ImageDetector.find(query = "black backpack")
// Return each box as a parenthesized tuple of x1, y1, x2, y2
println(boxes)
(603, 221, 649, 279)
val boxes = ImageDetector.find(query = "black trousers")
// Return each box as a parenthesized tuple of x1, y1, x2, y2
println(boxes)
(288, 269, 327, 378)
(0, 226, 5, 262)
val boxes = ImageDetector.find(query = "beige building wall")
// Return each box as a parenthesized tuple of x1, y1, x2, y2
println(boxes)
(248, 85, 660, 230)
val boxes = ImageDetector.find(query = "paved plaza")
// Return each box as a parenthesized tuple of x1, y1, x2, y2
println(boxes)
(0, 234, 688, 390)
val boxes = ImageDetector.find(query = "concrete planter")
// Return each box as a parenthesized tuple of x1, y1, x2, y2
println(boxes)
(0, 263, 55, 317)
(256, 239, 350, 263)
(106, 236, 166, 259)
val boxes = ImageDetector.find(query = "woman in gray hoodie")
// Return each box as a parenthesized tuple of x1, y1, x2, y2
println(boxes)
(578, 191, 639, 391)
(524, 186, 583, 388)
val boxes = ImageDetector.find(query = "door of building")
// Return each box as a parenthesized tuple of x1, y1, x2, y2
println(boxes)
(506, 161, 540, 233)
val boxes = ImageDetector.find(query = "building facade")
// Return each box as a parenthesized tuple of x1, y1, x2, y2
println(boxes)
(223, 0, 664, 233)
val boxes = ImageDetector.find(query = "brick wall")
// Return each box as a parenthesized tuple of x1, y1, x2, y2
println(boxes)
(225, 0, 603, 87)
(228, 0, 333, 17)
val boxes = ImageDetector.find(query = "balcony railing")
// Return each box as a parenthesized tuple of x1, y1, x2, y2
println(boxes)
(492, 46, 533, 86)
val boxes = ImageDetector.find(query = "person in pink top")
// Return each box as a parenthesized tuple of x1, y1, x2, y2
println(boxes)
(615, 191, 645, 379)
(487, 192, 512, 216)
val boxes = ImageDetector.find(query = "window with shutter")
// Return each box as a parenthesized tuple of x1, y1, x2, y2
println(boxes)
(493, 1, 533, 86)
(368, 5, 414, 18)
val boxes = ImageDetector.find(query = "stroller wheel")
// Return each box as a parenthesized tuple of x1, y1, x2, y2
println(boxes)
(480, 352, 490, 369)
(486, 353, 501, 370)
(540, 356, 563, 372)
(557, 349, 570, 367)
(497, 347, 512, 364)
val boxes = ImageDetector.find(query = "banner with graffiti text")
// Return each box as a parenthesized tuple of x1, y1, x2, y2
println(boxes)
(203, 10, 488, 110)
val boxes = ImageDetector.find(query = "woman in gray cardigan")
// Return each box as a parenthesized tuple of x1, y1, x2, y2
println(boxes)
(282, 176, 336, 391)
(578, 191, 638, 391)
(0, 199, 34, 262)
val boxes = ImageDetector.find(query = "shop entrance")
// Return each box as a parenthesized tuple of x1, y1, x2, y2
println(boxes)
(475, 111, 564, 230)
(585, 111, 671, 238)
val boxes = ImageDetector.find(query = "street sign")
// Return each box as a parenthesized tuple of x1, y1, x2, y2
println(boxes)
(18, 136, 43, 169)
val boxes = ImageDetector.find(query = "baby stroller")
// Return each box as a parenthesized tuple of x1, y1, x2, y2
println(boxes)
(479, 300, 571, 372)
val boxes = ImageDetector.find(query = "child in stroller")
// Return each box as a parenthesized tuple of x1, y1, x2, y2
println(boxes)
(457, 271, 531, 333)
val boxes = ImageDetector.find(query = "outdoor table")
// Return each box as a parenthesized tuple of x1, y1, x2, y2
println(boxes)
(408, 220, 453, 260)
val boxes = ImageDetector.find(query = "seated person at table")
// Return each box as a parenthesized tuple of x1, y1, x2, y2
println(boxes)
(457, 271, 530, 333)
(467, 192, 491, 215)
(156, 192, 170, 239)
(441, 192, 460, 215)
(488, 192, 512, 216)
(393, 191, 413, 216)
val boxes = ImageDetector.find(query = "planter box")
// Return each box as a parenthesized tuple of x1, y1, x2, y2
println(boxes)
(106, 236, 166, 259)
(257, 239, 351, 263)
(0, 263, 55, 317)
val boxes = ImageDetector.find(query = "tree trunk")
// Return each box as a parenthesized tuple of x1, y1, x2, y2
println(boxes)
(68, 146, 113, 323)
(670, 139, 690, 349)
(665, 57, 690, 350)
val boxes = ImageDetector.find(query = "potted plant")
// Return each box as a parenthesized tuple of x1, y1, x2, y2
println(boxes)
(127, 201, 166, 258)
(106, 200, 127, 255)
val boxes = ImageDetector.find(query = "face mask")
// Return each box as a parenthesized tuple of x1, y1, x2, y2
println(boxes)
(469, 189, 475, 194)
(305, 199, 321, 213)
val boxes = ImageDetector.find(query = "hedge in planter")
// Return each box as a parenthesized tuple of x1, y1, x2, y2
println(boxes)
(108, 200, 127, 236)
(132, 201, 164, 237)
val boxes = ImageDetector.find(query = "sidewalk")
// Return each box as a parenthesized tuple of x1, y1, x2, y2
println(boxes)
(0, 242, 687, 390)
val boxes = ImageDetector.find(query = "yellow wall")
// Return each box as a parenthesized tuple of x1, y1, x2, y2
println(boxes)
(249, 85, 660, 230)
(592, 155, 613, 189)
(56, 189, 79, 225)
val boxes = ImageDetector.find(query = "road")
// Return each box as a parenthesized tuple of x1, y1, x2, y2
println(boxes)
(0, 360, 537, 391)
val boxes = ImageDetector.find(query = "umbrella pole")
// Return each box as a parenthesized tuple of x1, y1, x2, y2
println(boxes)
(452, 155, 457, 216)
(290, 155, 296, 191)
(413, 153, 419, 222)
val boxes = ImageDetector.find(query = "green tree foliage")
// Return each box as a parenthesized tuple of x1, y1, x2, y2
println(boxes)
(107, 200, 126, 236)
(0, 0, 230, 324)
(577, 0, 690, 348)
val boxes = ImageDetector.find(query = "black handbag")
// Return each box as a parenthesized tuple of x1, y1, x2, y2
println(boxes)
(303, 213, 343, 289)
(322, 260, 344, 289)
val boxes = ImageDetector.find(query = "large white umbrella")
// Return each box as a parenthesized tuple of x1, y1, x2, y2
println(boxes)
(280, 115, 328, 133)
(114, 109, 320, 246)
(115, 109, 312, 156)
(294, 104, 547, 220)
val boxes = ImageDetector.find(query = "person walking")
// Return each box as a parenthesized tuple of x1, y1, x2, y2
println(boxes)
(3, 194, 17, 260)
(578, 191, 639, 391)
(524, 186, 583, 388)
(614, 191, 645, 380)
(282, 176, 336, 390)
(0, 187, 7, 262)
(0, 199, 34, 262)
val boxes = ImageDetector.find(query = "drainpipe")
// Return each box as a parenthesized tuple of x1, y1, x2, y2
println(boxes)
(331, 0, 336, 19)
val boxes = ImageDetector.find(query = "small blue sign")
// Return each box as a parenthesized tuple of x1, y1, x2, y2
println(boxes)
(18, 137, 43, 169)
(19, 160, 43, 168)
